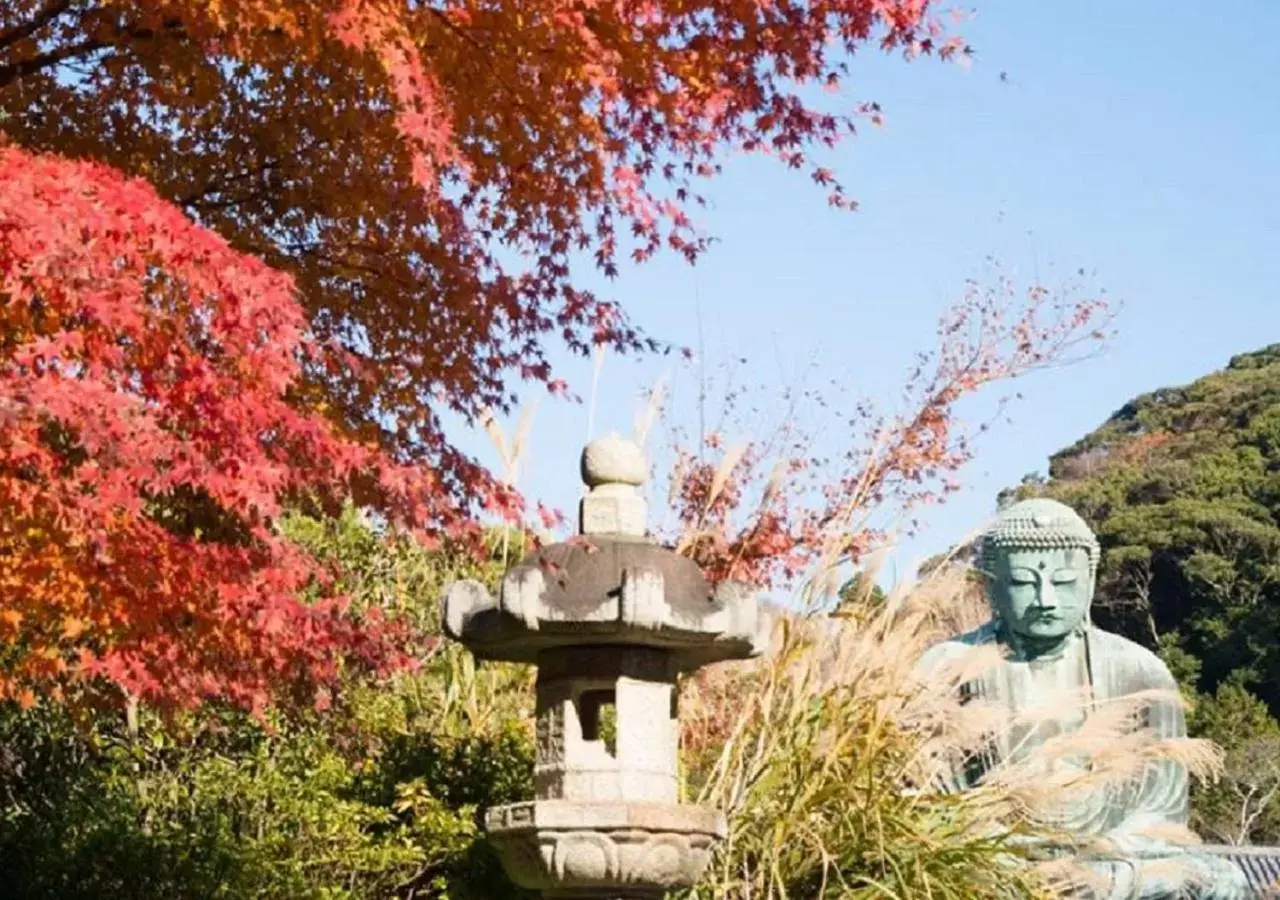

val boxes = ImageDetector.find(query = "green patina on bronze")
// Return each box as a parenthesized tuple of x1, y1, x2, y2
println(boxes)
(922, 498, 1251, 899)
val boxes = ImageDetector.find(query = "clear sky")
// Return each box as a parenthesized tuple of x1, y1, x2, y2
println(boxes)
(446, 1, 1280, 587)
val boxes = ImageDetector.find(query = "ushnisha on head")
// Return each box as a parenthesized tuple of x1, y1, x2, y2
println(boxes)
(979, 498, 1102, 643)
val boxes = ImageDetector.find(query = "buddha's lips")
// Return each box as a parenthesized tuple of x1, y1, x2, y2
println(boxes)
(1024, 613, 1065, 627)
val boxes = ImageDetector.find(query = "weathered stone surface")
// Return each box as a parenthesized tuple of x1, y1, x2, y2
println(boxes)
(581, 433, 648, 488)
(487, 801, 723, 895)
(580, 434, 649, 537)
(533, 647, 679, 805)
(442, 552, 766, 669)
(440, 436, 758, 898)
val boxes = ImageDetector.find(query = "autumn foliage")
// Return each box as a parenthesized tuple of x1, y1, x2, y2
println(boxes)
(0, 0, 974, 709)
(0, 0, 965, 482)
(0, 7, 1152, 891)
(662, 273, 1109, 590)
(0, 144, 467, 710)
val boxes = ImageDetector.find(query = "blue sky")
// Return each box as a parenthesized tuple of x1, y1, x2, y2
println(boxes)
(447, 1, 1280, 587)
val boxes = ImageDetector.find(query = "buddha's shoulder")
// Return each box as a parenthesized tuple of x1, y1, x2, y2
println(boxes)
(1084, 625, 1162, 662)
(917, 620, 1000, 671)
(1085, 626, 1178, 687)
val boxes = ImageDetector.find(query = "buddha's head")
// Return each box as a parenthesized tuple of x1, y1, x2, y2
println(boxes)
(979, 498, 1100, 643)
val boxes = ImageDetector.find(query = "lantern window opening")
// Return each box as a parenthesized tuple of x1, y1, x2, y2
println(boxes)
(577, 688, 618, 758)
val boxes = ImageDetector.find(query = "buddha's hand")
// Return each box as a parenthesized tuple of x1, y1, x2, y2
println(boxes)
(1001, 833, 1075, 862)
(1103, 814, 1193, 860)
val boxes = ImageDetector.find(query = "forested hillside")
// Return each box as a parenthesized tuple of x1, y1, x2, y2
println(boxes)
(1007, 344, 1280, 843)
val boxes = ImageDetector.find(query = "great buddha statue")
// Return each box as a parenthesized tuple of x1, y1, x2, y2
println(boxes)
(918, 498, 1250, 899)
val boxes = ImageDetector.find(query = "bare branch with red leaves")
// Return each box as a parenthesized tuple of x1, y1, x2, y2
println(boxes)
(653, 269, 1113, 593)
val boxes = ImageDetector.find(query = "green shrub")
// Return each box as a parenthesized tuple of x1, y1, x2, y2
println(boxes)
(0, 508, 534, 899)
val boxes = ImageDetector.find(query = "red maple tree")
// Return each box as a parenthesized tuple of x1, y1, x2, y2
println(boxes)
(0, 0, 970, 709)
(662, 273, 1111, 590)
(0, 0, 966, 488)
(0, 144, 484, 711)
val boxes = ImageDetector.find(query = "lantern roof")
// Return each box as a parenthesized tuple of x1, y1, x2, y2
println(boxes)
(442, 434, 766, 669)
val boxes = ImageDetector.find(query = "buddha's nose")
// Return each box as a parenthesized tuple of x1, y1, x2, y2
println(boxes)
(1035, 582, 1057, 609)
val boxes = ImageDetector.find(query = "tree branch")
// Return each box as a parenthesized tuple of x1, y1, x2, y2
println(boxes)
(0, 0, 72, 52)
(0, 15, 184, 90)
(175, 160, 279, 209)
(0, 36, 106, 87)
(1241, 781, 1280, 843)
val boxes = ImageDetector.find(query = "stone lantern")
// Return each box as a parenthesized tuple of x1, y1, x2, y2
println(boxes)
(442, 434, 767, 899)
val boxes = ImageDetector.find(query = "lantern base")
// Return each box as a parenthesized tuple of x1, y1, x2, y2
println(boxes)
(487, 800, 724, 896)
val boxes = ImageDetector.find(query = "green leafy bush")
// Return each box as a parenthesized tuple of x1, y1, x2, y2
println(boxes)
(0, 508, 534, 899)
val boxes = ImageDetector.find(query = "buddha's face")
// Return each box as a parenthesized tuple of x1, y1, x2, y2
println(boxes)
(988, 547, 1092, 641)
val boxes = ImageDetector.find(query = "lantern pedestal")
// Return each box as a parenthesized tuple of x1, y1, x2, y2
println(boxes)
(487, 801, 723, 897)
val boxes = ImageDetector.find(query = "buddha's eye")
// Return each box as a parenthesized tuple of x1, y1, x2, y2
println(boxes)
(1008, 570, 1037, 586)
(1051, 570, 1079, 585)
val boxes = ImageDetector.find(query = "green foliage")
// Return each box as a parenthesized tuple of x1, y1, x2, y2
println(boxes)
(280, 507, 528, 642)
(836, 571, 888, 609)
(0, 503, 1064, 898)
(0, 508, 535, 899)
(1188, 683, 1280, 844)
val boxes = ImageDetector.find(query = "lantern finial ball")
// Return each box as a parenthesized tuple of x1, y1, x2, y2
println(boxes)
(581, 433, 647, 489)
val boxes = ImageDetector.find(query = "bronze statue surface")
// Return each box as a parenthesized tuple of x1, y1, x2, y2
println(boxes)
(920, 498, 1251, 899)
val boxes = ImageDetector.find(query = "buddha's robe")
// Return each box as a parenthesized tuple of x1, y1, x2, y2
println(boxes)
(919, 622, 1250, 900)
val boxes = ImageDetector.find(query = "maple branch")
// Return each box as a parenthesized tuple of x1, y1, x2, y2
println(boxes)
(0, 16, 184, 89)
(421, 7, 528, 113)
(0, 37, 104, 87)
(289, 245, 399, 283)
(0, 0, 72, 52)
(176, 160, 279, 210)
(423, 7, 483, 51)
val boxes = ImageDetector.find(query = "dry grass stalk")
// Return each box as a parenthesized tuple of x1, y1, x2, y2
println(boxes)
(677, 564, 1225, 899)
(479, 401, 538, 566)
(585, 341, 607, 445)
(706, 443, 749, 513)
(673, 442, 750, 558)
(633, 374, 669, 451)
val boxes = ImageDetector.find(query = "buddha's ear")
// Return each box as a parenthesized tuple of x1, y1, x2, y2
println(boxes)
(973, 566, 998, 603)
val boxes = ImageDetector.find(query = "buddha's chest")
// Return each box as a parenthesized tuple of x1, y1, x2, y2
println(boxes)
(969, 648, 1097, 763)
